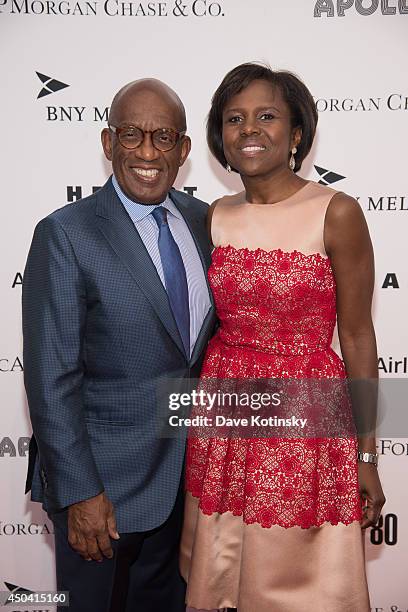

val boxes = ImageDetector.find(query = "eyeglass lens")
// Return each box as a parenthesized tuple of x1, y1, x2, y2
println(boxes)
(118, 127, 180, 151)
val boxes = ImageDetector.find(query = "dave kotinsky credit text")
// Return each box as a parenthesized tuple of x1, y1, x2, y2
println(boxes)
(167, 389, 308, 430)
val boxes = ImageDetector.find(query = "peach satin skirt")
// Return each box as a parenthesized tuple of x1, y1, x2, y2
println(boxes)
(180, 493, 370, 612)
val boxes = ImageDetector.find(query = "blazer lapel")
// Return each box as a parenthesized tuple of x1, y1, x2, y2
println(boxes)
(95, 180, 186, 357)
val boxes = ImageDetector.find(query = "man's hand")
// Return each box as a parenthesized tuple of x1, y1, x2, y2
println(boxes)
(67, 492, 120, 561)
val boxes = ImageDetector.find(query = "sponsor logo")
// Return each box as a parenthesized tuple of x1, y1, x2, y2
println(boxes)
(314, 0, 408, 17)
(361, 195, 408, 211)
(36, 72, 69, 99)
(314, 94, 408, 112)
(0, 522, 54, 536)
(67, 185, 198, 201)
(67, 185, 101, 201)
(183, 186, 198, 196)
(381, 273, 399, 289)
(1, 0, 226, 17)
(46, 105, 106, 121)
(369, 513, 398, 546)
(4, 581, 32, 595)
(379, 356, 407, 374)
(378, 439, 408, 455)
(12, 273, 23, 288)
(314, 165, 345, 185)
(0, 437, 30, 457)
(0, 357, 23, 372)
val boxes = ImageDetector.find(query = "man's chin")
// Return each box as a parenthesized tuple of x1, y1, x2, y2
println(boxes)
(121, 180, 169, 205)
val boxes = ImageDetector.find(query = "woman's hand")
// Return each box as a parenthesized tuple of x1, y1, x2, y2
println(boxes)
(358, 462, 386, 529)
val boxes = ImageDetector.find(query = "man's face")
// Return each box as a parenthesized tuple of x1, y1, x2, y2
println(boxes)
(102, 89, 191, 204)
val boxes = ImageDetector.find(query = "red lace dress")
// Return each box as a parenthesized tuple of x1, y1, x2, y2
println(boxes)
(180, 182, 370, 612)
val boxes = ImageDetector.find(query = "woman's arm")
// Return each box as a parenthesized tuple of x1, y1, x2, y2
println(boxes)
(325, 192, 385, 528)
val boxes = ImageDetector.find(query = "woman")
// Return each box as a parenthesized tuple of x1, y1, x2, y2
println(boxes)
(180, 63, 385, 611)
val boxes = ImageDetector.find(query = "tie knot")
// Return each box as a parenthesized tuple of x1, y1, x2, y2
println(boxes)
(152, 206, 167, 226)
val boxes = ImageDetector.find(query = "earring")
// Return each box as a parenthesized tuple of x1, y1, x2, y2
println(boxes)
(289, 147, 297, 171)
(226, 164, 232, 173)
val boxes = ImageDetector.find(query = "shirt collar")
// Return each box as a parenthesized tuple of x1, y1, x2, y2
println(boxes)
(112, 175, 182, 223)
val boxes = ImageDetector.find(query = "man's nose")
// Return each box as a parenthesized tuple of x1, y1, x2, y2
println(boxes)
(135, 132, 160, 160)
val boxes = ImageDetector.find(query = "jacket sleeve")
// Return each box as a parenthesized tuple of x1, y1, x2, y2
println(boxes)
(22, 216, 104, 510)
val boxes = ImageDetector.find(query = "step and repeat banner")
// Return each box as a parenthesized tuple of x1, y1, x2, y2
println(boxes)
(1, 1, 407, 610)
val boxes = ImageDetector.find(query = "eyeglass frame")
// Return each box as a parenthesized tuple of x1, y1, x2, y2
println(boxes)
(108, 124, 187, 151)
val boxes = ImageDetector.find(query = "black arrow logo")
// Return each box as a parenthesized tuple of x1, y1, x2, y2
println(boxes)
(314, 165, 346, 186)
(36, 71, 69, 99)
(4, 582, 33, 594)
(3, 582, 34, 605)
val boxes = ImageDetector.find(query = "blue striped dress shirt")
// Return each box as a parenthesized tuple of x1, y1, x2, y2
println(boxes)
(112, 175, 211, 357)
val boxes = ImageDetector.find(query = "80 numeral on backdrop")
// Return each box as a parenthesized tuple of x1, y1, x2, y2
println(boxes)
(370, 514, 398, 546)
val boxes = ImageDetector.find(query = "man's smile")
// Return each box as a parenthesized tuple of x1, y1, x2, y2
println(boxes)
(130, 166, 162, 183)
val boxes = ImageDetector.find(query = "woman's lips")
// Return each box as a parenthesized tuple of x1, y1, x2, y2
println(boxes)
(239, 145, 266, 157)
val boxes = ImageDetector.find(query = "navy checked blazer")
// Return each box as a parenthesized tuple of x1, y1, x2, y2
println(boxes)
(23, 178, 216, 532)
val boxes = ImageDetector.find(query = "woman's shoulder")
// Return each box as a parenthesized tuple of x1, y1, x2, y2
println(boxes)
(324, 188, 368, 256)
(210, 190, 246, 210)
(207, 191, 245, 246)
(301, 181, 363, 222)
(325, 188, 363, 223)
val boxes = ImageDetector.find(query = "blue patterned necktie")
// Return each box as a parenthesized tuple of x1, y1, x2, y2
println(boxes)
(152, 206, 190, 358)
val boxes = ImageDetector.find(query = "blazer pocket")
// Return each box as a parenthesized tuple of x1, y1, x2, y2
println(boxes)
(85, 417, 138, 427)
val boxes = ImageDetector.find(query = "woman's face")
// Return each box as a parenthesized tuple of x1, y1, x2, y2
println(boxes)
(221, 79, 301, 178)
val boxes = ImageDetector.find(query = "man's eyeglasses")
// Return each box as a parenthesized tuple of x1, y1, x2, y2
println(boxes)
(109, 125, 186, 152)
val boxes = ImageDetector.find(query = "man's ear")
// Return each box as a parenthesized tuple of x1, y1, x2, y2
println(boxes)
(179, 135, 191, 167)
(101, 128, 113, 161)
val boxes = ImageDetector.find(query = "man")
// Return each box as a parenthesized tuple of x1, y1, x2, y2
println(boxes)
(23, 79, 215, 612)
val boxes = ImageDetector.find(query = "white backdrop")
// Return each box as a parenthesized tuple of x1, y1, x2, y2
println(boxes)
(1, 1, 407, 609)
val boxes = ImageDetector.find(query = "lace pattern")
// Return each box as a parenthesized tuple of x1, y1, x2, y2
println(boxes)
(185, 246, 362, 529)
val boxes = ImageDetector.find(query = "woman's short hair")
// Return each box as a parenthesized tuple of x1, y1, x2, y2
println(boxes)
(207, 62, 318, 173)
